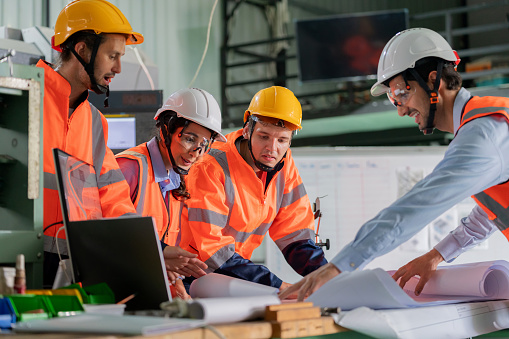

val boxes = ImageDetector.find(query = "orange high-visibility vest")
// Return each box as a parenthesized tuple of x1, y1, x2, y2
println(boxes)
(458, 95, 509, 241)
(179, 129, 316, 270)
(38, 60, 136, 255)
(116, 143, 184, 246)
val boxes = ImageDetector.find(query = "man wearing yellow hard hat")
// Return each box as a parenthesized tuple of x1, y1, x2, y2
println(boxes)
(179, 86, 328, 292)
(38, 0, 143, 287)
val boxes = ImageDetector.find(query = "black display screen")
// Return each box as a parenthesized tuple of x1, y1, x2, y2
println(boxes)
(295, 9, 409, 82)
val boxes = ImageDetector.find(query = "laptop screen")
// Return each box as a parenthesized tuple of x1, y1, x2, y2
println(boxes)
(52, 148, 103, 224)
(65, 217, 172, 311)
(52, 148, 172, 310)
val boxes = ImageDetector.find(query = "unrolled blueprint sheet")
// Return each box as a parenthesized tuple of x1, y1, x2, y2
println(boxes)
(307, 260, 509, 310)
(335, 300, 509, 339)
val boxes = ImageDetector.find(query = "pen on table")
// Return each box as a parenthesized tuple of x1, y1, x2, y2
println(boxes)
(117, 293, 136, 305)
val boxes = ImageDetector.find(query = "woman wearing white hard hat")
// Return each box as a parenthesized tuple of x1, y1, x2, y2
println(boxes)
(116, 88, 225, 299)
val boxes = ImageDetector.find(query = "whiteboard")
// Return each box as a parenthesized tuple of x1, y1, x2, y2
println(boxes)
(262, 146, 509, 284)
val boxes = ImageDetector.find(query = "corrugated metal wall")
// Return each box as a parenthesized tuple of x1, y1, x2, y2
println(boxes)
(108, 0, 223, 99)
(0, 0, 46, 28)
(1, 0, 502, 113)
(0, 0, 223, 101)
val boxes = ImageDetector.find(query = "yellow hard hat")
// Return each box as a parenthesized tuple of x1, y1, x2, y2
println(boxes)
(244, 86, 302, 131)
(52, 0, 144, 52)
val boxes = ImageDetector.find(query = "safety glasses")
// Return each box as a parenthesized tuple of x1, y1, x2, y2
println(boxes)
(177, 132, 212, 155)
(387, 82, 416, 107)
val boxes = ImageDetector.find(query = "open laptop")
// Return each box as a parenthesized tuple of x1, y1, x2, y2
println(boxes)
(52, 148, 172, 311)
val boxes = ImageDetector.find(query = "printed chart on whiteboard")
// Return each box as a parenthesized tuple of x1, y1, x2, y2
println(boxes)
(264, 146, 507, 284)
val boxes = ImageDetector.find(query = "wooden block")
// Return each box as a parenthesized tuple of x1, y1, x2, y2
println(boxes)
(271, 316, 349, 338)
(265, 302, 314, 312)
(271, 317, 324, 338)
(265, 306, 321, 322)
(206, 321, 272, 339)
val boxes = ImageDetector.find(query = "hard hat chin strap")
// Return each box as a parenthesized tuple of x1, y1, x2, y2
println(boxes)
(161, 118, 190, 175)
(68, 36, 110, 107)
(407, 60, 444, 135)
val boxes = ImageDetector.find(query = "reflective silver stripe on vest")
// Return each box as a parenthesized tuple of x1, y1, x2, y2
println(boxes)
(73, 165, 98, 188)
(197, 148, 285, 245)
(204, 243, 236, 271)
(275, 228, 315, 251)
(274, 169, 285, 212)
(188, 149, 234, 230)
(44, 234, 68, 255)
(281, 183, 307, 208)
(462, 106, 509, 123)
(116, 150, 149, 214)
(188, 207, 228, 227)
(190, 149, 287, 248)
(43, 171, 58, 190)
(474, 191, 509, 232)
(187, 149, 238, 267)
(90, 103, 126, 189)
(90, 103, 106, 180)
(97, 168, 128, 189)
(224, 170, 286, 244)
(223, 222, 273, 244)
(210, 149, 236, 220)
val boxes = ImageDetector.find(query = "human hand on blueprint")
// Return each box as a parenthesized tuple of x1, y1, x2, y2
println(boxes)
(278, 263, 341, 301)
(279, 282, 298, 299)
(163, 246, 208, 279)
(392, 248, 444, 296)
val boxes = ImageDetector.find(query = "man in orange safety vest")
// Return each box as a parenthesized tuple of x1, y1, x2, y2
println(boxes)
(39, 0, 142, 287)
(180, 86, 328, 292)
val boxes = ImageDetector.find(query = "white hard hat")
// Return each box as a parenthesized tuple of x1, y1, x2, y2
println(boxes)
(371, 28, 460, 96)
(154, 88, 226, 142)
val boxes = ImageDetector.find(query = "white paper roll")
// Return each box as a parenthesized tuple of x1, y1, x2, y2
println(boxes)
(189, 273, 278, 298)
(188, 295, 281, 324)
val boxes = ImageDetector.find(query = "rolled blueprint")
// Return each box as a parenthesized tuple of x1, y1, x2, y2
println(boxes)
(189, 273, 278, 298)
(188, 295, 280, 324)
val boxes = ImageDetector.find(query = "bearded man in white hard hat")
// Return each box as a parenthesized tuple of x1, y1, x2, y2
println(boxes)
(280, 27, 509, 301)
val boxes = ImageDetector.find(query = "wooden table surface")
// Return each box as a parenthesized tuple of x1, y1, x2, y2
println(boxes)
(0, 316, 350, 339)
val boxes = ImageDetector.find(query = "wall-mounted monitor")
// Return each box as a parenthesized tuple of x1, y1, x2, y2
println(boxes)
(295, 9, 409, 83)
